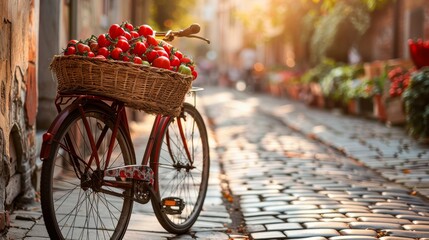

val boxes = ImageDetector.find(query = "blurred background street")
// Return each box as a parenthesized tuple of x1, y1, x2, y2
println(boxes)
(1, 0, 429, 239)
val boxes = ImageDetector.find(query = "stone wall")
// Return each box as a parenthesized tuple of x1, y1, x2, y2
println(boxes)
(0, 0, 39, 231)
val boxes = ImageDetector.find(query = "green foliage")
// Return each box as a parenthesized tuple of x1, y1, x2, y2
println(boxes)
(235, 1, 290, 42)
(361, 0, 391, 11)
(308, 0, 391, 12)
(371, 65, 388, 95)
(234, 0, 393, 67)
(301, 58, 337, 84)
(149, 0, 196, 31)
(353, 78, 375, 99)
(403, 67, 429, 139)
(320, 64, 364, 102)
(310, 0, 370, 63)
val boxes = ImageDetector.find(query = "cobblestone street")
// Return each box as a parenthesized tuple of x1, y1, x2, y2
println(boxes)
(6, 86, 429, 239)
(201, 87, 429, 240)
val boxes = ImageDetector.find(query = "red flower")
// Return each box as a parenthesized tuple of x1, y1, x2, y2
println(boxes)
(387, 67, 413, 97)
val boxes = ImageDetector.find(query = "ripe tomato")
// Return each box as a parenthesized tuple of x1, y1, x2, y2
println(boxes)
(170, 55, 180, 67)
(192, 70, 198, 80)
(138, 24, 154, 37)
(94, 55, 106, 60)
(97, 34, 111, 48)
(109, 24, 125, 39)
(152, 56, 171, 69)
(160, 41, 172, 54)
(89, 41, 99, 52)
(67, 39, 78, 47)
(111, 47, 123, 60)
(97, 47, 110, 58)
(116, 39, 130, 52)
(124, 22, 134, 32)
(145, 49, 158, 62)
(174, 50, 183, 60)
(64, 46, 76, 55)
(124, 31, 132, 40)
(133, 56, 143, 64)
(77, 43, 90, 54)
(130, 31, 139, 39)
(133, 41, 147, 56)
(180, 57, 191, 64)
(156, 50, 169, 58)
(118, 35, 128, 42)
(146, 35, 158, 47)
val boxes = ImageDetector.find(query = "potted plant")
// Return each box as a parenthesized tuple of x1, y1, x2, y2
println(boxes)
(320, 64, 364, 113)
(354, 78, 375, 117)
(403, 67, 429, 142)
(368, 63, 387, 122)
(337, 79, 358, 114)
(384, 66, 412, 125)
(301, 59, 337, 108)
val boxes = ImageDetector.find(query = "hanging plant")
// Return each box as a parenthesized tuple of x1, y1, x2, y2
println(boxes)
(310, 0, 370, 63)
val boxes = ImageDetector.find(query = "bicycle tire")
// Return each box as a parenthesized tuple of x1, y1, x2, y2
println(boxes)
(151, 102, 210, 234)
(40, 103, 135, 240)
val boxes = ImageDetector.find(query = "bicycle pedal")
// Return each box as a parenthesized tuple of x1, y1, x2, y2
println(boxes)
(162, 197, 185, 215)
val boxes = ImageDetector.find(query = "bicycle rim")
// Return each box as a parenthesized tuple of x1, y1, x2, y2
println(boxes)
(40, 104, 134, 240)
(151, 103, 210, 233)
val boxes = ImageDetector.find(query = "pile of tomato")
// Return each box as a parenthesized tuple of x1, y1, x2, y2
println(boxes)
(63, 22, 197, 80)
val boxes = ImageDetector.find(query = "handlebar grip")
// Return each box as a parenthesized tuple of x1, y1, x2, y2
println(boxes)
(177, 24, 200, 37)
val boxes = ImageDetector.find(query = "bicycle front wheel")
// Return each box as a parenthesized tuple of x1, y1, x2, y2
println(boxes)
(151, 103, 210, 234)
(40, 103, 135, 240)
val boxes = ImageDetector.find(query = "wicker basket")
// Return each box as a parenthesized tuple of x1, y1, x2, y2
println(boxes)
(50, 55, 193, 116)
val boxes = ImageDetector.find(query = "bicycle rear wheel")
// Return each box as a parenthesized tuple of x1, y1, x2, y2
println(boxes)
(151, 103, 210, 234)
(40, 103, 135, 240)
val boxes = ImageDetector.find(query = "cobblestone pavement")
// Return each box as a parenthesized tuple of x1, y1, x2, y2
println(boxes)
(200, 87, 429, 240)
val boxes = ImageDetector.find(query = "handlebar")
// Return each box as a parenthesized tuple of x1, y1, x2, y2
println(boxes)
(155, 24, 210, 44)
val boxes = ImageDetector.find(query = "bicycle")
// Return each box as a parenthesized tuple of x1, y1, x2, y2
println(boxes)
(39, 24, 210, 239)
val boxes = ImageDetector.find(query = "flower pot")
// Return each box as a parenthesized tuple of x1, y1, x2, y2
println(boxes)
(358, 97, 373, 118)
(347, 99, 359, 115)
(286, 84, 300, 100)
(308, 82, 324, 108)
(373, 94, 387, 122)
(385, 97, 406, 125)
